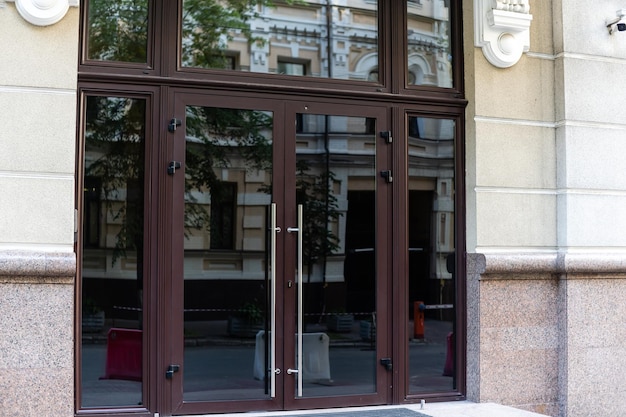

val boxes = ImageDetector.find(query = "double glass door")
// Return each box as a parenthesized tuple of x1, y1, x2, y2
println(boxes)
(168, 92, 391, 414)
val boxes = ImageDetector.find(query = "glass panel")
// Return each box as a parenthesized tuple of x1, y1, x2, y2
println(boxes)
(406, 0, 453, 88)
(86, 0, 149, 63)
(296, 114, 377, 397)
(406, 116, 456, 393)
(81, 96, 146, 408)
(183, 106, 274, 401)
(181, 1, 379, 83)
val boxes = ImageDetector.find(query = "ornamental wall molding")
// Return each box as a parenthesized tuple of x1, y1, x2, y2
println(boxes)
(4, 0, 78, 27)
(474, 0, 533, 68)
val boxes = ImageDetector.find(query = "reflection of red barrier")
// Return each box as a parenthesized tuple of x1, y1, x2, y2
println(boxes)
(100, 328, 142, 381)
(443, 332, 454, 376)
(413, 301, 425, 339)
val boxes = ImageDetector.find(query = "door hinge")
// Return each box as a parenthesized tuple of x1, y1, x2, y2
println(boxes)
(379, 131, 392, 144)
(168, 118, 182, 132)
(166, 364, 180, 379)
(167, 161, 182, 175)
(380, 170, 392, 183)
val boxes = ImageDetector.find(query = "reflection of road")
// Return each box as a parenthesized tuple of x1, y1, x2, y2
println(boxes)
(81, 345, 142, 408)
(409, 341, 452, 393)
(81, 320, 454, 406)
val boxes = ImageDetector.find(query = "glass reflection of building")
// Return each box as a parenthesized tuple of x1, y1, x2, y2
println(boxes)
(82, 113, 454, 313)
(181, 0, 452, 88)
(80, 0, 459, 407)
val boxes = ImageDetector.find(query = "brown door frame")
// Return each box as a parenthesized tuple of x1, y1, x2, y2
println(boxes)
(392, 105, 467, 404)
(165, 90, 394, 415)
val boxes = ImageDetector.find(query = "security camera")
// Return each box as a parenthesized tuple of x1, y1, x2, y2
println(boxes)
(607, 9, 626, 34)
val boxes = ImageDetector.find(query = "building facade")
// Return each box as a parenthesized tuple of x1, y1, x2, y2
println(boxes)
(1, 1, 626, 417)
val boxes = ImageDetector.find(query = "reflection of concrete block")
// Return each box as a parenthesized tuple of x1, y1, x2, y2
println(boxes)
(253, 331, 331, 382)
(242, 237, 263, 251)
(302, 333, 331, 382)
(243, 214, 264, 229)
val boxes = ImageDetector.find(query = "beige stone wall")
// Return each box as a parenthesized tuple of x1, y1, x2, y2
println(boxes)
(466, 0, 556, 254)
(467, 0, 626, 416)
(465, 0, 559, 410)
(0, 5, 78, 416)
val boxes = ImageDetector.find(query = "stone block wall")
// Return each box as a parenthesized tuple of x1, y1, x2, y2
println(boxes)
(0, 4, 78, 417)
(466, 1, 626, 415)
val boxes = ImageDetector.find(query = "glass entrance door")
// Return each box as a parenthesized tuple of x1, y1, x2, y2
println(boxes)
(168, 92, 391, 414)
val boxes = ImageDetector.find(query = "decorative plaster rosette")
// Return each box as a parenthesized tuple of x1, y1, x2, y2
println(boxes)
(474, 0, 533, 68)
(7, 0, 79, 26)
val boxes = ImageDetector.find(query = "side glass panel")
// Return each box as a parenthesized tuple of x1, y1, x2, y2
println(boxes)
(406, 1, 453, 88)
(86, 0, 149, 63)
(181, 1, 379, 83)
(296, 114, 377, 397)
(81, 96, 146, 407)
(182, 106, 274, 401)
(407, 116, 456, 393)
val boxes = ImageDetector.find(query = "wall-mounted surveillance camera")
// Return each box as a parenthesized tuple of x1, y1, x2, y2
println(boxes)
(607, 9, 626, 34)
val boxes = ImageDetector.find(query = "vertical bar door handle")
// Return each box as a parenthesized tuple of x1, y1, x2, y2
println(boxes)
(287, 204, 303, 396)
(270, 203, 278, 397)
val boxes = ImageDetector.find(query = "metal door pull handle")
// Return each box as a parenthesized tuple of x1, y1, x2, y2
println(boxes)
(286, 368, 299, 374)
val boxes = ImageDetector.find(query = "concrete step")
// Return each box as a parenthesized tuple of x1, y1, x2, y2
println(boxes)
(195, 402, 549, 417)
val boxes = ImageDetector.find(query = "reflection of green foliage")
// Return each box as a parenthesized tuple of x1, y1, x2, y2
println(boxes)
(182, 0, 261, 68)
(85, 96, 145, 264)
(87, 0, 149, 62)
(296, 159, 341, 277)
(85, 96, 274, 259)
(82, 296, 102, 315)
(181, 0, 301, 68)
(237, 300, 264, 323)
(184, 107, 273, 233)
(87, 0, 293, 65)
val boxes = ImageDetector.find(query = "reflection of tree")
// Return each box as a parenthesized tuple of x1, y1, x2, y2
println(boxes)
(182, 0, 274, 68)
(87, 0, 149, 61)
(88, 0, 287, 65)
(296, 159, 341, 282)
(184, 107, 273, 235)
(85, 96, 145, 264)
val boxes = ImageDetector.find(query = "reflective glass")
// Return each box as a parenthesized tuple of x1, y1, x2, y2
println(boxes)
(406, 116, 456, 393)
(182, 106, 274, 401)
(87, 0, 149, 62)
(296, 114, 378, 397)
(181, 0, 379, 82)
(81, 96, 146, 407)
(406, 0, 453, 88)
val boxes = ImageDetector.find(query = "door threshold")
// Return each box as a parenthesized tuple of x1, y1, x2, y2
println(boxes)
(179, 401, 549, 417)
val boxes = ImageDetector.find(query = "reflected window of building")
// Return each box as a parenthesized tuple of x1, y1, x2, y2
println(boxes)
(210, 182, 236, 250)
(83, 176, 101, 248)
(278, 60, 307, 76)
(406, 0, 453, 88)
(180, 0, 379, 83)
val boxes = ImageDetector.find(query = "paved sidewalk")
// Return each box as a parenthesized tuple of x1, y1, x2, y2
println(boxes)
(204, 402, 549, 417)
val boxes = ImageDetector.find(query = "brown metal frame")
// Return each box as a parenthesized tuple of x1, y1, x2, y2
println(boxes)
(75, 0, 467, 415)
(74, 84, 163, 417)
(393, 106, 467, 405)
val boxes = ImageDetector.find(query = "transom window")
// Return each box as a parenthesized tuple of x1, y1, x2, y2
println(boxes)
(82, 0, 458, 91)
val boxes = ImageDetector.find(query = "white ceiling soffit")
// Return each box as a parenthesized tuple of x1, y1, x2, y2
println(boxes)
(474, 0, 533, 68)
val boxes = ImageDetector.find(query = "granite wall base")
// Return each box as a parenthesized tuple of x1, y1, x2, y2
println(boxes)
(468, 253, 626, 417)
(0, 251, 75, 417)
